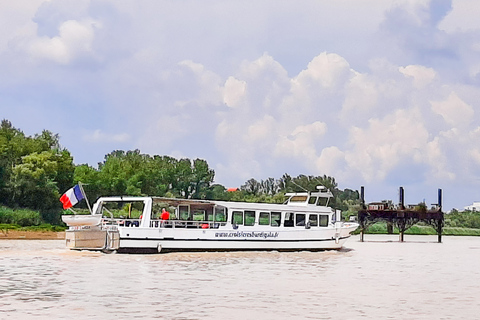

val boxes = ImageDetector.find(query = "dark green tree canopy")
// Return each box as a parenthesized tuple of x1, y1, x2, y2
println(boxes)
(0, 119, 74, 210)
(0, 119, 361, 226)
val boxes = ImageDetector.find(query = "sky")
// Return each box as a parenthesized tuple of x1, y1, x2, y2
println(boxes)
(1, 0, 480, 211)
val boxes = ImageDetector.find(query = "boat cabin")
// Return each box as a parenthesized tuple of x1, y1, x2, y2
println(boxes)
(93, 194, 337, 230)
(284, 186, 333, 207)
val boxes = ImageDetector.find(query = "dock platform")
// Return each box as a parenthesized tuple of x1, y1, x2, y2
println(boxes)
(358, 187, 444, 242)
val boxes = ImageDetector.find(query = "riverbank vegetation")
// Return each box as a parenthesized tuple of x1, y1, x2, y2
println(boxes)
(0, 119, 359, 227)
(356, 222, 480, 236)
(1, 119, 480, 236)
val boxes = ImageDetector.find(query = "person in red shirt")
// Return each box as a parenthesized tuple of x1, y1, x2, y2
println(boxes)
(161, 208, 170, 220)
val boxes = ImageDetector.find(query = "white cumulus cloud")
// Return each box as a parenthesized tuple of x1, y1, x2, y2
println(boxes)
(27, 19, 99, 64)
(430, 92, 474, 127)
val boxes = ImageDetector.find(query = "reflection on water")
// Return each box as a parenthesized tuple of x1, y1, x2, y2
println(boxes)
(0, 235, 479, 319)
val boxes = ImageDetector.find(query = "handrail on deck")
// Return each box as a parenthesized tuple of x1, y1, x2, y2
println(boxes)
(101, 218, 227, 229)
(149, 220, 227, 229)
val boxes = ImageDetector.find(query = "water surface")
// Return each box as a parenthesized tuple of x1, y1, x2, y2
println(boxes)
(1, 235, 478, 319)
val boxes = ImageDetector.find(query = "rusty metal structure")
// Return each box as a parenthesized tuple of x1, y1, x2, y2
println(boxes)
(358, 187, 444, 242)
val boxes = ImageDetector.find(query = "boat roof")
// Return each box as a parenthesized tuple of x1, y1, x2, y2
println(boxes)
(95, 195, 334, 213)
(152, 197, 333, 213)
(151, 197, 215, 206)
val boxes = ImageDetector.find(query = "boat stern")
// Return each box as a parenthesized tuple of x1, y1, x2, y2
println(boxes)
(65, 226, 120, 252)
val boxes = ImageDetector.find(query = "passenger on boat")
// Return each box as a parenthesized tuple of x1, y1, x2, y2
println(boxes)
(161, 208, 170, 220)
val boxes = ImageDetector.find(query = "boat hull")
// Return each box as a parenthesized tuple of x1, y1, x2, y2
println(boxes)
(65, 228, 120, 251)
(118, 237, 350, 253)
(114, 225, 357, 252)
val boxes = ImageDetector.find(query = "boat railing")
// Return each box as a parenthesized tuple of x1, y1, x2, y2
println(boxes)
(102, 218, 227, 229)
(101, 218, 227, 229)
(102, 218, 141, 228)
(149, 219, 227, 229)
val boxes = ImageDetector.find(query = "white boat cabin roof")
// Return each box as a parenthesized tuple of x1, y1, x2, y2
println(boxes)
(92, 186, 334, 215)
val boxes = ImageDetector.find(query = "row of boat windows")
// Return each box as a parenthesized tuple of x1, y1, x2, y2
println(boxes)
(289, 196, 329, 206)
(230, 210, 329, 227)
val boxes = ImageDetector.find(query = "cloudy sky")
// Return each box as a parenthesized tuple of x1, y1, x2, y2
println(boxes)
(1, 0, 480, 210)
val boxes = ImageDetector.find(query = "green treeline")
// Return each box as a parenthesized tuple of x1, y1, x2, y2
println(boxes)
(0, 120, 360, 226)
(2, 119, 480, 233)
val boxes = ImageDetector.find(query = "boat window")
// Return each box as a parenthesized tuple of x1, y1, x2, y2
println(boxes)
(193, 209, 205, 221)
(284, 212, 294, 227)
(290, 196, 308, 202)
(319, 215, 328, 227)
(232, 211, 243, 225)
(317, 197, 328, 206)
(295, 213, 306, 226)
(99, 201, 145, 219)
(259, 212, 270, 225)
(214, 207, 227, 222)
(245, 211, 255, 226)
(206, 208, 214, 221)
(308, 196, 317, 205)
(179, 205, 189, 220)
(271, 212, 281, 227)
(309, 214, 318, 227)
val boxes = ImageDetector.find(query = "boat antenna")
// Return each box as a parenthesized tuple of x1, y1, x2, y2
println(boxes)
(290, 180, 308, 192)
(78, 182, 93, 214)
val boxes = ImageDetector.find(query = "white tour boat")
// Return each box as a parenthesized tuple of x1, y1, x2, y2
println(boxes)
(62, 187, 358, 253)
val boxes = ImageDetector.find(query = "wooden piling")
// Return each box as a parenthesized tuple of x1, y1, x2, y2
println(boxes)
(357, 187, 444, 243)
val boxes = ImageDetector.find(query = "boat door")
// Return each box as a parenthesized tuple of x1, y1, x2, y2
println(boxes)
(334, 209, 341, 243)
(179, 205, 190, 220)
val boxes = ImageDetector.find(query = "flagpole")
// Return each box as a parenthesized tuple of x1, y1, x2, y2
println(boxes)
(78, 182, 92, 214)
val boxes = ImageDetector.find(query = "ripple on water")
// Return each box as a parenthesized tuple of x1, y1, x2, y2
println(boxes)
(1, 236, 479, 319)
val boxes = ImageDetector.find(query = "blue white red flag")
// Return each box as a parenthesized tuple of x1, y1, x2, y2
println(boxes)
(59, 185, 85, 209)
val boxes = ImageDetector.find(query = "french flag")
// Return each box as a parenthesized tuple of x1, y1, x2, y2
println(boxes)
(59, 185, 85, 209)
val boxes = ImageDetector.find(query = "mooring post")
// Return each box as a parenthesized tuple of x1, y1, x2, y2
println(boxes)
(399, 186, 405, 209)
(399, 186, 405, 242)
(360, 186, 365, 208)
(360, 186, 365, 242)
(438, 188, 443, 243)
(437, 220, 443, 243)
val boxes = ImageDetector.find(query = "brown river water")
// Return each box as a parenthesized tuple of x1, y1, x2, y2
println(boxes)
(1, 235, 479, 320)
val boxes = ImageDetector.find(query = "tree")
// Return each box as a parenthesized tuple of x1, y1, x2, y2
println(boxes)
(73, 164, 102, 205)
(89, 150, 216, 199)
(261, 177, 278, 196)
(0, 120, 74, 210)
(205, 184, 227, 200)
(172, 158, 193, 198)
(8, 150, 74, 210)
(191, 159, 215, 199)
(241, 178, 262, 196)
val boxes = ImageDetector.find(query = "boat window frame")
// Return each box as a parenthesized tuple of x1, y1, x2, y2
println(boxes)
(214, 206, 227, 222)
(317, 197, 329, 207)
(284, 212, 294, 227)
(308, 196, 317, 205)
(309, 214, 318, 227)
(271, 212, 281, 227)
(244, 210, 255, 226)
(289, 195, 308, 203)
(259, 211, 270, 225)
(97, 200, 145, 219)
(179, 205, 190, 220)
(232, 210, 244, 225)
(295, 213, 306, 226)
(319, 214, 329, 227)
